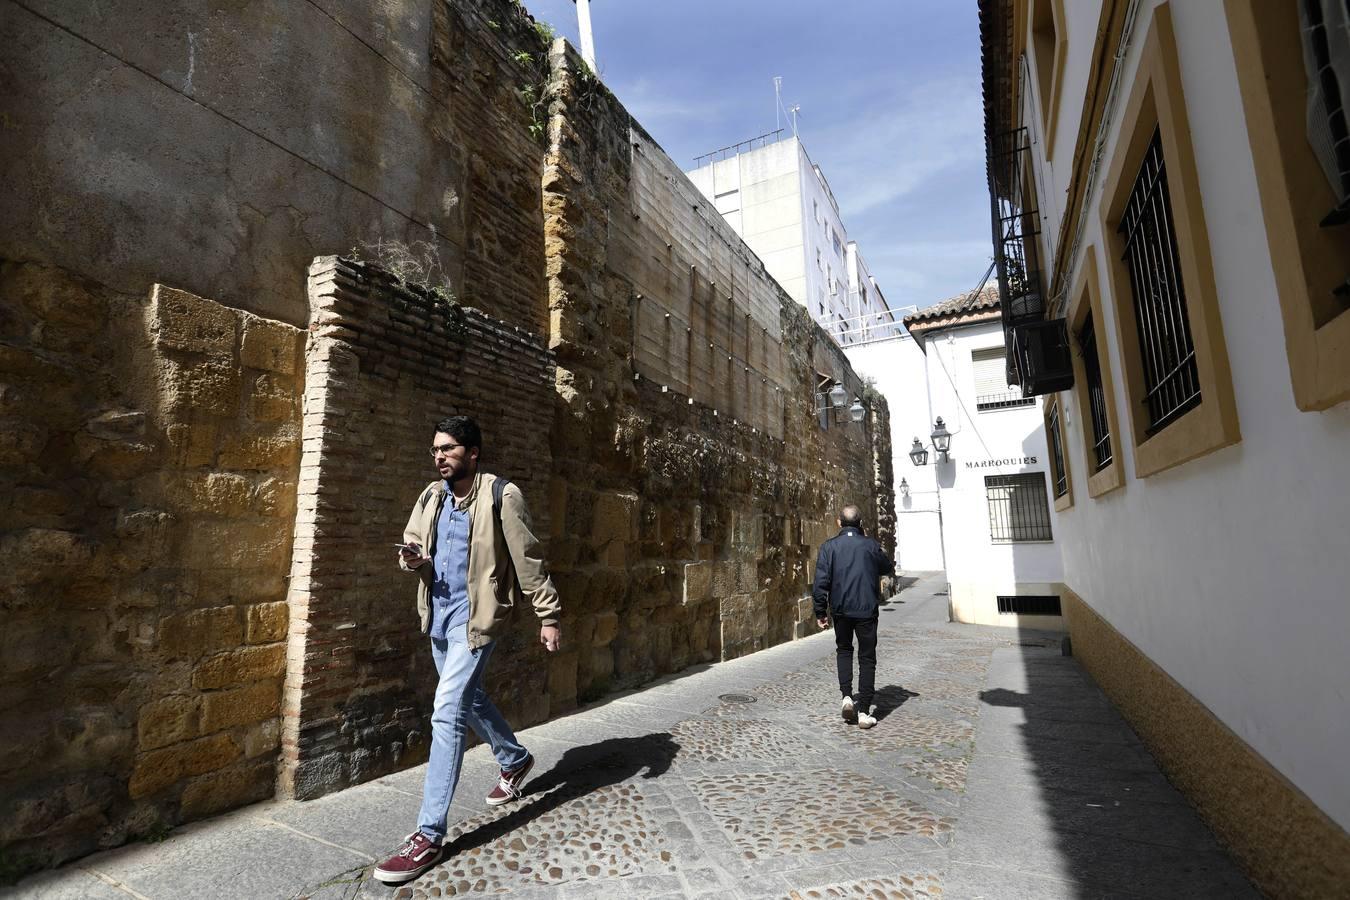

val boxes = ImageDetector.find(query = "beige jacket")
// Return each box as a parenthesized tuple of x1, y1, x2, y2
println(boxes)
(401, 472, 560, 649)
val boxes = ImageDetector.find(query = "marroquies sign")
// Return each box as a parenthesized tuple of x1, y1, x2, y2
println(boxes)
(964, 456, 1037, 469)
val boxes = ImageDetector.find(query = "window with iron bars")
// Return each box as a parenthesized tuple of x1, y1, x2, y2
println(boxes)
(1047, 400, 1069, 499)
(1118, 128, 1201, 433)
(1078, 314, 1113, 471)
(985, 473, 1054, 542)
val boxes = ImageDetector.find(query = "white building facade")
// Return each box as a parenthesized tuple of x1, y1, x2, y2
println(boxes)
(981, 0, 1350, 892)
(902, 290, 1065, 628)
(687, 136, 895, 347)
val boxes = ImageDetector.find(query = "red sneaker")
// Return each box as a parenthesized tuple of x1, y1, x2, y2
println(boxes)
(373, 831, 442, 884)
(485, 753, 534, 806)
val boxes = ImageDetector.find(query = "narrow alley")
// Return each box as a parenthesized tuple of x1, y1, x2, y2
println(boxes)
(15, 573, 1254, 899)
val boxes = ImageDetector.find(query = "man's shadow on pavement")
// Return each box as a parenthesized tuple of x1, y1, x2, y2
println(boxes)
(870, 685, 919, 723)
(438, 733, 681, 860)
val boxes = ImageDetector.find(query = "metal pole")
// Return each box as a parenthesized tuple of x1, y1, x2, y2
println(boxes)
(575, 0, 597, 70)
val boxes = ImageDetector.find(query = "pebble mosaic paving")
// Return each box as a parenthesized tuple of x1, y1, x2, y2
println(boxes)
(689, 769, 955, 857)
(904, 756, 970, 793)
(255, 598, 1247, 899)
(668, 718, 814, 762)
(394, 783, 678, 897)
(782, 872, 945, 899)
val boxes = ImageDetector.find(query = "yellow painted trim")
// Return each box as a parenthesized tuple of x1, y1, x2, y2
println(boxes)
(1097, 4, 1241, 478)
(1065, 249, 1124, 498)
(1043, 393, 1074, 511)
(1062, 586, 1350, 899)
(1029, 0, 1068, 162)
(1224, 0, 1350, 411)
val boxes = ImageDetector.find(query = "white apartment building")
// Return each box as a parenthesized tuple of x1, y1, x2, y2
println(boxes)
(687, 134, 895, 346)
(981, 0, 1350, 894)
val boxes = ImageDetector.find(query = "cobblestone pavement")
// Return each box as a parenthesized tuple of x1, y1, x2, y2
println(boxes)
(12, 572, 1258, 899)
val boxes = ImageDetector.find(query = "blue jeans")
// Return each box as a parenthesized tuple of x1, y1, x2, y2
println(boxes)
(416, 630, 530, 842)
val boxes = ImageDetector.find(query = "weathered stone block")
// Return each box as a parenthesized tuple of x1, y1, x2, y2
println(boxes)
(590, 491, 637, 548)
(150, 285, 237, 356)
(137, 695, 201, 751)
(217, 424, 300, 471)
(0, 419, 48, 466)
(683, 562, 712, 605)
(245, 602, 288, 644)
(73, 432, 159, 479)
(179, 758, 274, 820)
(161, 359, 242, 417)
(250, 373, 299, 422)
(592, 611, 619, 646)
(192, 645, 286, 689)
(240, 318, 301, 375)
(200, 680, 281, 734)
(165, 422, 217, 468)
(128, 733, 240, 799)
(242, 718, 281, 759)
(160, 606, 243, 660)
(185, 520, 290, 572)
(169, 472, 255, 517)
(547, 650, 577, 707)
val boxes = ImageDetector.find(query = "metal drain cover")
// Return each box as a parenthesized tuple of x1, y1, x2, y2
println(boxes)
(718, 693, 757, 704)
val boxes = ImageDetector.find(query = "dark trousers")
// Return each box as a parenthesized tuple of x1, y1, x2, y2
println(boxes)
(834, 613, 879, 710)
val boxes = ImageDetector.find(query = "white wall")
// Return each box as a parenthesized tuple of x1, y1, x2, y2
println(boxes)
(845, 336, 945, 571)
(1038, 0, 1350, 830)
(919, 321, 1064, 626)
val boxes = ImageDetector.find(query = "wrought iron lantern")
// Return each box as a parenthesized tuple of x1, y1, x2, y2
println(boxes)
(908, 438, 928, 467)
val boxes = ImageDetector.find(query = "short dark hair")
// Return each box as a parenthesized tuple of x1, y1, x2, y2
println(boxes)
(840, 506, 862, 527)
(434, 415, 482, 452)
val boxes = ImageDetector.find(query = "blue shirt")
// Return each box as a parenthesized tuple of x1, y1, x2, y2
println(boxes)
(429, 485, 471, 640)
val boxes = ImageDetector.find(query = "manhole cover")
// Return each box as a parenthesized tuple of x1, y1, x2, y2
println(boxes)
(718, 693, 757, 704)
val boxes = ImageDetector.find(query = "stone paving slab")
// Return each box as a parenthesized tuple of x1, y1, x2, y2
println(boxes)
(9, 571, 1259, 899)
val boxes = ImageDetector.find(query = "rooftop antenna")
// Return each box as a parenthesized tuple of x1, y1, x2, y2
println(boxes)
(789, 104, 801, 137)
(774, 76, 784, 130)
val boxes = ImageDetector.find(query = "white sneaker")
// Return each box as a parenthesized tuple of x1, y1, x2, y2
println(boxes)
(841, 696, 857, 723)
(857, 707, 877, 729)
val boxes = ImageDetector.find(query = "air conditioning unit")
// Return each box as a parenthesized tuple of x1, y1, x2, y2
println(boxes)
(1013, 319, 1074, 396)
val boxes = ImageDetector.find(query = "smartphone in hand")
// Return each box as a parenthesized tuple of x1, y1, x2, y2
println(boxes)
(393, 542, 428, 568)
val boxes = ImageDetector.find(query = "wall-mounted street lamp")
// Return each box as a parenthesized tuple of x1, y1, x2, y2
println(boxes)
(908, 417, 954, 466)
(815, 378, 866, 427)
(899, 477, 910, 498)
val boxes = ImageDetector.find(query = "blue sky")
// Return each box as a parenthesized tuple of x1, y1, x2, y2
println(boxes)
(522, 0, 993, 312)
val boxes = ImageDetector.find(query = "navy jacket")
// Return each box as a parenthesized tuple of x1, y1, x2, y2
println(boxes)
(812, 526, 895, 620)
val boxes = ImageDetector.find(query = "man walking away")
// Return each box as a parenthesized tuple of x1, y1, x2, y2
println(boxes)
(812, 505, 895, 729)
(374, 416, 562, 885)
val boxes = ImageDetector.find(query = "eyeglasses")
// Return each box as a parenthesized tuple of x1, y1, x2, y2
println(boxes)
(429, 442, 466, 458)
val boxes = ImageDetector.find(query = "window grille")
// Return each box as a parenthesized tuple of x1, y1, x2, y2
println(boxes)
(1118, 128, 1201, 433)
(974, 347, 1034, 409)
(1047, 400, 1068, 498)
(1078, 315, 1113, 471)
(985, 473, 1054, 542)
(1301, 0, 1350, 224)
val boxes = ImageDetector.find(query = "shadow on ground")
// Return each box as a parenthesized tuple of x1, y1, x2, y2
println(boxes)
(439, 733, 681, 860)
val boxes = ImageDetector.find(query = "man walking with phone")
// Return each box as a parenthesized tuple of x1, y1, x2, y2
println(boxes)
(374, 415, 562, 885)
(812, 505, 895, 730)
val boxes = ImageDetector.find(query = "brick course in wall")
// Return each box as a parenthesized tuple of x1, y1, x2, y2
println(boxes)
(281, 257, 556, 799)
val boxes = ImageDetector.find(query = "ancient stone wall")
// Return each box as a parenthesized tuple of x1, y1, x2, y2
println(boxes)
(0, 0, 545, 333)
(0, 263, 303, 869)
(282, 257, 556, 799)
(536, 42, 890, 679)
(0, 0, 895, 866)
